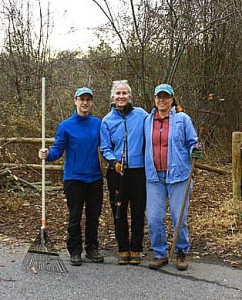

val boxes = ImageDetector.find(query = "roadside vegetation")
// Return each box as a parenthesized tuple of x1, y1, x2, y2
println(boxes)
(0, 0, 241, 267)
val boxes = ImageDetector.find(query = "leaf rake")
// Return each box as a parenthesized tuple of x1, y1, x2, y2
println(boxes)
(22, 77, 68, 274)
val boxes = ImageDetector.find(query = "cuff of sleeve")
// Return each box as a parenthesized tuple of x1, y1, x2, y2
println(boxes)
(108, 159, 118, 169)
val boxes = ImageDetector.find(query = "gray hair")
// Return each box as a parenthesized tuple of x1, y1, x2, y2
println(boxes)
(110, 80, 132, 101)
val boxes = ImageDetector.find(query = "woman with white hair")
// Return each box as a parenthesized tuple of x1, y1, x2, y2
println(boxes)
(100, 80, 148, 265)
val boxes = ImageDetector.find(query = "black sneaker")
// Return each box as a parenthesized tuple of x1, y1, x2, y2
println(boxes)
(85, 247, 104, 263)
(70, 253, 82, 266)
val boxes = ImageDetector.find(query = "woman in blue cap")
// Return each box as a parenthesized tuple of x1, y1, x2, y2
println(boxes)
(144, 83, 202, 271)
(39, 87, 104, 266)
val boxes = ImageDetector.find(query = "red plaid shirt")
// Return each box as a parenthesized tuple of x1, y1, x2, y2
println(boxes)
(152, 112, 169, 171)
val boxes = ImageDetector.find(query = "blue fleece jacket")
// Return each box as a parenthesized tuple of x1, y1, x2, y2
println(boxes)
(145, 107, 198, 183)
(46, 111, 102, 183)
(100, 106, 148, 168)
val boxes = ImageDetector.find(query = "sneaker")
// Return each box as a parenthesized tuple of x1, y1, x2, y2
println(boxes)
(70, 253, 82, 266)
(129, 252, 141, 265)
(176, 250, 188, 271)
(148, 257, 168, 270)
(117, 251, 130, 265)
(85, 247, 104, 263)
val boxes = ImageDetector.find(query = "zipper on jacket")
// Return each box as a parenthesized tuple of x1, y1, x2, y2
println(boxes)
(159, 120, 162, 170)
(123, 116, 129, 168)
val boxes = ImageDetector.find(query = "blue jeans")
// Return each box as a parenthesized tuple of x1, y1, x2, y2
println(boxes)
(146, 171, 192, 258)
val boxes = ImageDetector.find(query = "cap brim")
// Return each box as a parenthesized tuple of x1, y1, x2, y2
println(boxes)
(76, 92, 93, 98)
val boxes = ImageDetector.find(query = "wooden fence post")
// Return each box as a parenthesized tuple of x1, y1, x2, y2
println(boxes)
(232, 131, 242, 201)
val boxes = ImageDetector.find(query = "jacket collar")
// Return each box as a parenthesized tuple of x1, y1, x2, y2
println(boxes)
(112, 102, 134, 116)
(73, 110, 90, 121)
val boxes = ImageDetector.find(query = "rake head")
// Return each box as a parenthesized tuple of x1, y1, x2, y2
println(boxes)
(22, 229, 68, 273)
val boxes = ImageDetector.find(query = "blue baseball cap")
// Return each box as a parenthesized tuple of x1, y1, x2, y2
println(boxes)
(74, 87, 93, 98)
(154, 84, 174, 96)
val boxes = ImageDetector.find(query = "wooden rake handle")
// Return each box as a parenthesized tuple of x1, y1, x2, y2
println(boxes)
(41, 77, 46, 230)
(169, 158, 196, 261)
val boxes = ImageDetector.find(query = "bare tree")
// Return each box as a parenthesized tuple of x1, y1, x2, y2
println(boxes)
(91, 0, 156, 108)
(90, 1, 236, 101)
(0, 0, 51, 106)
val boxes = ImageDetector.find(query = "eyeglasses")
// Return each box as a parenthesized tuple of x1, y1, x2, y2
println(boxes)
(155, 95, 172, 101)
(76, 98, 92, 102)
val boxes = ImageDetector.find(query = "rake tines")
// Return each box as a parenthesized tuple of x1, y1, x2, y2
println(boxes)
(22, 252, 68, 273)
(22, 229, 68, 274)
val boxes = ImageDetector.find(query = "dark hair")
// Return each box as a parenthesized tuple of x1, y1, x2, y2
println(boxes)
(172, 96, 178, 107)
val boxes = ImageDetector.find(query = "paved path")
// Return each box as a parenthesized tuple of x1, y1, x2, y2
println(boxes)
(0, 243, 241, 300)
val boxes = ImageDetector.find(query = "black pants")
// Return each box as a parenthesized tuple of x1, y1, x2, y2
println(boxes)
(64, 179, 103, 256)
(106, 168, 146, 252)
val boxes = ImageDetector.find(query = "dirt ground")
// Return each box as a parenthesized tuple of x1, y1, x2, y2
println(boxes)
(0, 167, 241, 268)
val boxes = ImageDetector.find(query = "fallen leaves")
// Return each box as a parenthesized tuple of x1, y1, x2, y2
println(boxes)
(31, 266, 38, 274)
(189, 171, 241, 266)
(0, 168, 241, 268)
